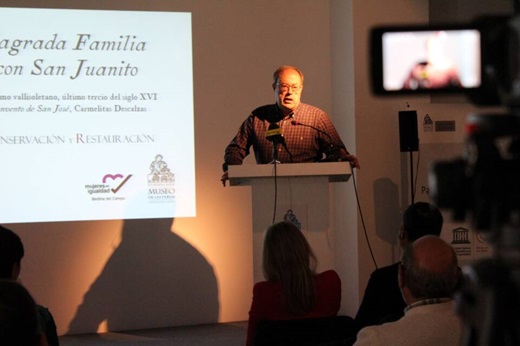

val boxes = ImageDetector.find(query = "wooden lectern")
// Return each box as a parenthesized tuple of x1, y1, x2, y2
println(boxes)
(228, 162, 352, 283)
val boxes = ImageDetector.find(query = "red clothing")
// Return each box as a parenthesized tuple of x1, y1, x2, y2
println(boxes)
(246, 270, 341, 346)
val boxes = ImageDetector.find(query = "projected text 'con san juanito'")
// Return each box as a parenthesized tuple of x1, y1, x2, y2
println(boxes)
(0, 34, 146, 79)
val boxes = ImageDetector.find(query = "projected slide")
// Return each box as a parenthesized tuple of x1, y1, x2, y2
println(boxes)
(0, 8, 195, 223)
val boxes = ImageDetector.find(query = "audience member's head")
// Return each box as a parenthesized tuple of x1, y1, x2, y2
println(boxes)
(0, 225, 24, 280)
(0, 226, 57, 346)
(262, 221, 317, 315)
(0, 279, 40, 346)
(399, 202, 443, 246)
(399, 235, 459, 304)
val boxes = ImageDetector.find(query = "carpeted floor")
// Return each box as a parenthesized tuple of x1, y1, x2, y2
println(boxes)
(59, 321, 248, 346)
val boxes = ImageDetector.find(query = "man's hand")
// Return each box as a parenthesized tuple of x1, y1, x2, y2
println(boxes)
(221, 171, 229, 187)
(345, 154, 360, 169)
(338, 149, 360, 169)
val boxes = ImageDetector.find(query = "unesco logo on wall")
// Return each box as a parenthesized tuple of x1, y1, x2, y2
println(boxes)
(147, 154, 175, 203)
(423, 114, 434, 132)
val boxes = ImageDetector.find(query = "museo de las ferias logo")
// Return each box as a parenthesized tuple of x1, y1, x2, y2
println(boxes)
(84, 173, 133, 202)
(147, 154, 175, 203)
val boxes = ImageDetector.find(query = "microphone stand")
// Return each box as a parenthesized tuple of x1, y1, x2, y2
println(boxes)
(265, 121, 294, 223)
(270, 141, 281, 164)
(409, 149, 415, 204)
(290, 120, 342, 162)
(269, 140, 280, 224)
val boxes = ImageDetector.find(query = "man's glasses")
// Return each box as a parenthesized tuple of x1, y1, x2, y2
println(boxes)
(276, 83, 302, 93)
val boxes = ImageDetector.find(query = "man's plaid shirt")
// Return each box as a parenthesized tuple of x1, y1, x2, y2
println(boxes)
(223, 103, 347, 171)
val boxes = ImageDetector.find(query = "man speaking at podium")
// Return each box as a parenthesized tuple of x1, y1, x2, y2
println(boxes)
(221, 65, 359, 186)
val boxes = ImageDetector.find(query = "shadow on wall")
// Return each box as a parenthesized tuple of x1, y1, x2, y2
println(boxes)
(373, 178, 401, 247)
(67, 218, 219, 335)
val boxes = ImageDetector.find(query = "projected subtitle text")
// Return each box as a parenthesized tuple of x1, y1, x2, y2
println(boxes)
(0, 134, 155, 145)
(0, 92, 157, 113)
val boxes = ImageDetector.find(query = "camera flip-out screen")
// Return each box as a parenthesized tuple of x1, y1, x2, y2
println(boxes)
(371, 26, 481, 94)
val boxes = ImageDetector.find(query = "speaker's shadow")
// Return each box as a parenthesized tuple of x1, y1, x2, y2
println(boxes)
(67, 218, 219, 334)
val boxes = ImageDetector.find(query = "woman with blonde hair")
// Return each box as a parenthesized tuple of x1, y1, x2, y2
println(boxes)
(246, 221, 341, 345)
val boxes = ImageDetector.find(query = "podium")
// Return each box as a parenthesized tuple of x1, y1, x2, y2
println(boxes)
(228, 162, 352, 283)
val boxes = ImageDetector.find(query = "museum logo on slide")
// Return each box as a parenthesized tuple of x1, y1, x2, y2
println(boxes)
(147, 154, 175, 203)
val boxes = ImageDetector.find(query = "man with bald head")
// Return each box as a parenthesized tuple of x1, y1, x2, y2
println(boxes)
(354, 235, 462, 346)
(355, 202, 444, 330)
(221, 65, 359, 185)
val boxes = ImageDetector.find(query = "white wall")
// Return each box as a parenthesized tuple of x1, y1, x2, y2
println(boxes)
(344, 0, 431, 305)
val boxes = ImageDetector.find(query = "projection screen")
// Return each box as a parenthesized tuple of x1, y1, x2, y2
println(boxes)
(0, 7, 196, 223)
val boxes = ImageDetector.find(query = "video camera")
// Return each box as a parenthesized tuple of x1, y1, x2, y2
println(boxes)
(370, 15, 520, 236)
(370, 15, 520, 345)
(370, 15, 518, 107)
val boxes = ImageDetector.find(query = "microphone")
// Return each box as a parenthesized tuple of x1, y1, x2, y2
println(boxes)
(265, 123, 293, 161)
(265, 123, 283, 142)
(290, 120, 350, 160)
